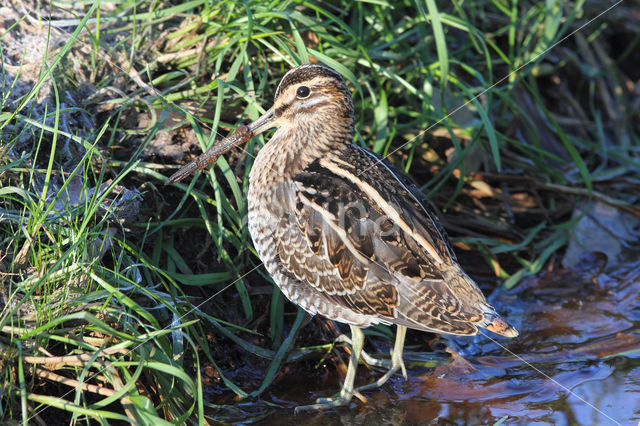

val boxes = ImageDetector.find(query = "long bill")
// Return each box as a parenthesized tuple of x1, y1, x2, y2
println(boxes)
(166, 107, 276, 184)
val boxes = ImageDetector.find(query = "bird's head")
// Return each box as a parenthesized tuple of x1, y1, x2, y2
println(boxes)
(269, 64, 354, 128)
(166, 64, 354, 184)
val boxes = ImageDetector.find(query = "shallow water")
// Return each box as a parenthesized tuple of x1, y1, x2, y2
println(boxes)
(214, 255, 640, 425)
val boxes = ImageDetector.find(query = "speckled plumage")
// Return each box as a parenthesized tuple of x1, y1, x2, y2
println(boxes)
(169, 64, 517, 410)
(247, 65, 516, 337)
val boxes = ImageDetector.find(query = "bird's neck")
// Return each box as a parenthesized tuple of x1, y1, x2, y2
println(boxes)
(250, 119, 354, 185)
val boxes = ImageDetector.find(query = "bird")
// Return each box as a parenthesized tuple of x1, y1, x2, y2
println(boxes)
(167, 64, 518, 411)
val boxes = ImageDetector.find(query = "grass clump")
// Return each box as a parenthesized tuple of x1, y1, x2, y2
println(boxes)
(1, 0, 638, 423)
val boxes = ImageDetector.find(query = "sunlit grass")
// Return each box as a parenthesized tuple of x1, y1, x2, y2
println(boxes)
(1, 0, 638, 423)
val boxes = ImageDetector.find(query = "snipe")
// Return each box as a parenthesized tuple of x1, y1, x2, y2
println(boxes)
(167, 64, 518, 411)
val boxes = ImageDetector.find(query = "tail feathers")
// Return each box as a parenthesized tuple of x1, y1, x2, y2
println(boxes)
(482, 313, 519, 337)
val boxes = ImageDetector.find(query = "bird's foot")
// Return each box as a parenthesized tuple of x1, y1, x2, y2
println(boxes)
(295, 326, 365, 413)
(334, 334, 390, 369)
(357, 348, 407, 392)
(294, 391, 354, 413)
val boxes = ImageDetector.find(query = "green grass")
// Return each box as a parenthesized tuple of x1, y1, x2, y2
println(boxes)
(1, 0, 638, 423)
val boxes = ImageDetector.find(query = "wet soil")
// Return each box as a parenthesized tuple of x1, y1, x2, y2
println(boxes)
(216, 253, 640, 425)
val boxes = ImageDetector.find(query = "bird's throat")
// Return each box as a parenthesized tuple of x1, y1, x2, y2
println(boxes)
(250, 122, 352, 186)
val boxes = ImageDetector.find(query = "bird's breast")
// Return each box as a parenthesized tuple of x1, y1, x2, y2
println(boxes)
(247, 139, 297, 271)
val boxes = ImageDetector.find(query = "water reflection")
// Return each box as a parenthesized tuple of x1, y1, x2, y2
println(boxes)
(219, 255, 640, 424)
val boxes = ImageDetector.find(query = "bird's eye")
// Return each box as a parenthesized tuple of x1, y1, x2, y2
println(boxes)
(296, 86, 311, 98)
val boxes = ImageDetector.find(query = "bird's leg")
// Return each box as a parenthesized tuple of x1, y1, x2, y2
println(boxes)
(334, 333, 389, 369)
(357, 325, 408, 391)
(295, 325, 364, 412)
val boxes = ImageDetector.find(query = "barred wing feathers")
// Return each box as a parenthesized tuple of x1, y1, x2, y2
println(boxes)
(274, 144, 517, 337)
